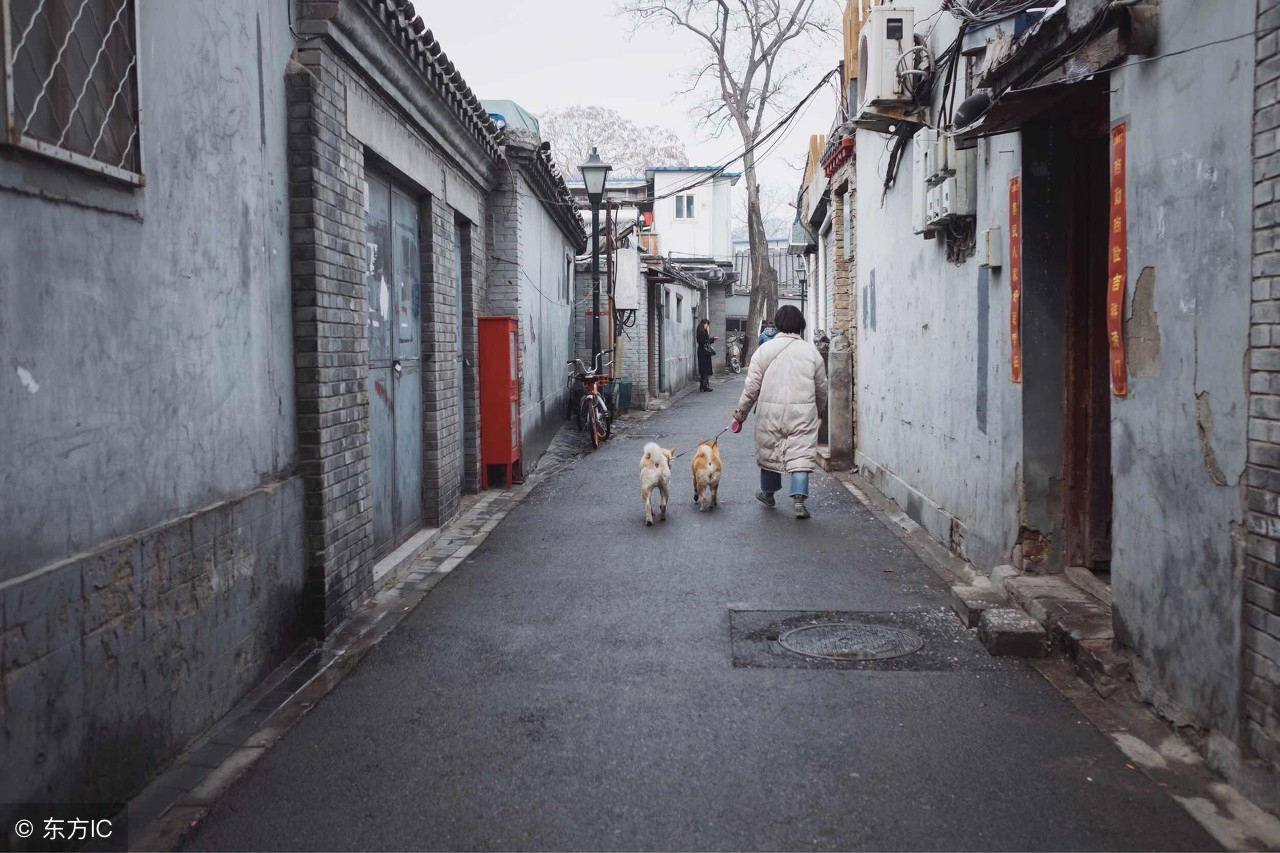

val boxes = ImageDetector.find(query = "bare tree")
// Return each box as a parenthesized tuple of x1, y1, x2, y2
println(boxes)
(620, 0, 834, 355)
(733, 180, 795, 241)
(540, 105, 688, 179)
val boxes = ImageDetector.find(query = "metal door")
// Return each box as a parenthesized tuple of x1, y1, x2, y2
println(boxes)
(453, 225, 467, 489)
(365, 173, 424, 559)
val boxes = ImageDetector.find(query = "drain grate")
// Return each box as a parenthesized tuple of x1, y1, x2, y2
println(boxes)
(778, 622, 924, 661)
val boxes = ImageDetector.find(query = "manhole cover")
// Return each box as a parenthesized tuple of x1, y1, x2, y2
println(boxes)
(777, 623, 924, 661)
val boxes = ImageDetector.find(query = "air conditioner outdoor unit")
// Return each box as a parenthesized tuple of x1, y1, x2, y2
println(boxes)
(857, 4, 916, 115)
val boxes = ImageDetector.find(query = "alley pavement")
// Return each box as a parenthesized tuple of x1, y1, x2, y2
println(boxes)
(183, 377, 1219, 852)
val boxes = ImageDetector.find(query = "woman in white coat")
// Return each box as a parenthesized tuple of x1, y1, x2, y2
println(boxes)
(731, 306, 828, 519)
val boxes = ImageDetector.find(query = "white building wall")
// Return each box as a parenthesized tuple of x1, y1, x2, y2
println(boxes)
(652, 170, 736, 260)
(657, 282, 699, 394)
(516, 186, 576, 465)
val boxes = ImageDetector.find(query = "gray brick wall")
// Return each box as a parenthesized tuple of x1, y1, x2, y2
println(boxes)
(287, 53, 375, 636)
(1247, 0, 1280, 767)
(620, 282, 652, 407)
(0, 479, 305, 820)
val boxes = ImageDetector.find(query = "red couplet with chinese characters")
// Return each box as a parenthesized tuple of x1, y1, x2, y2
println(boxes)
(1107, 124, 1128, 397)
(1009, 176, 1023, 384)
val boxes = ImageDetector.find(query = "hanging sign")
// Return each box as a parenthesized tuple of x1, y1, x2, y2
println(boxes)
(1107, 123, 1128, 397)
(1009, 175, 1022, 384)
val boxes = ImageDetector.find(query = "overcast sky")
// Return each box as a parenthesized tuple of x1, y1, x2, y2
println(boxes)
(420, 0, 841, 210)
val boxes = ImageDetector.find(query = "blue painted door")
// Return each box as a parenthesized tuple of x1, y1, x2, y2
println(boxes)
(365, 172, 423, 558)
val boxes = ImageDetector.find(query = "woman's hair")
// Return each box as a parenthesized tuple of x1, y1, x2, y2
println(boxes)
(700, 317, 710, 327)
(774, 304, 806, 335)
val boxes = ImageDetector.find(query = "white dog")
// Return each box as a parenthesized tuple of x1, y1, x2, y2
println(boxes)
(640, 442, 676, 527)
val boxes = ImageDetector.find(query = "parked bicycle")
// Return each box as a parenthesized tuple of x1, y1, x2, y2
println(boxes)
(566, 350, 614, 449)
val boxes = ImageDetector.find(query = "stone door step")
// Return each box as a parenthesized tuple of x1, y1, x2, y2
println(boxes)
(978, 607, 1049, 657)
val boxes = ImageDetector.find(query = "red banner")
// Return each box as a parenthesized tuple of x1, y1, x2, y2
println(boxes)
(1107, 124, 1128, 397)
(1009, 176, 1022, 384)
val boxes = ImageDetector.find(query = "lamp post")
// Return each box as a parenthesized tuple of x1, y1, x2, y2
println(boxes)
(579, 147, 612, 368)
(797, 264, 808, 336)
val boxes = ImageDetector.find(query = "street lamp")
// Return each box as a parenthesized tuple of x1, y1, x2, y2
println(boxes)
(797, 264, 808, 335)
(580, 147, 612, 369)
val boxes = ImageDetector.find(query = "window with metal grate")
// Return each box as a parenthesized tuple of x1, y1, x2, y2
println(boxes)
(4, 0, 142, 184)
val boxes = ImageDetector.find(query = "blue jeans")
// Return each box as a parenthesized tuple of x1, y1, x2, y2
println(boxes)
(760, 469, 809, 499)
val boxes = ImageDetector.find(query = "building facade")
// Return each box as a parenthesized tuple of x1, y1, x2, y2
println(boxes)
(486, 123, 587, 469)
(568, 168, 739, 408)
(837, 0, 1276, 806)
(0, 0, 583, 817)
(0, 0, 305, 818)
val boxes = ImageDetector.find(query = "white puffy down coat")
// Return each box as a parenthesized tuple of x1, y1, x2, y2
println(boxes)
(736, 333, 828, 473)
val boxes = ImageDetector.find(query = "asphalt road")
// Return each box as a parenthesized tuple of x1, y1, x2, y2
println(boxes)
(184, 377, 1220, 851)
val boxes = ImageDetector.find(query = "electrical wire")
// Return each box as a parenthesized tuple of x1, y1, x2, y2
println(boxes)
(529, 66, 842, 213)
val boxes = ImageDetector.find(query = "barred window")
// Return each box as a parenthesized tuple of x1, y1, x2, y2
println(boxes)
(4, 0, 142, 183)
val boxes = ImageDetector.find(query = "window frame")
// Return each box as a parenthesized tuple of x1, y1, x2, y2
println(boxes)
(674, 193, 695, 220)
(2, 0, 146, 186)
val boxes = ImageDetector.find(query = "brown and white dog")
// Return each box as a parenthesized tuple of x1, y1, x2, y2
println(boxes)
(691, 439, 722, 512)
(640, 442, 676, 526)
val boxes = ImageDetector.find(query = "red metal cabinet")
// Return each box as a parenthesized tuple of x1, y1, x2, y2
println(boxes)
(478, 316, 522, 488)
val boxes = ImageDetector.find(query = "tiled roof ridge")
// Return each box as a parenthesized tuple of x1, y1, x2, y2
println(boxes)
(362, 0, 501, 161)
(506, 136, 588, 251)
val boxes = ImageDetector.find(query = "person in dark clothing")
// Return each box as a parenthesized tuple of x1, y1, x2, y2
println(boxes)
(696, 318, 717, 392)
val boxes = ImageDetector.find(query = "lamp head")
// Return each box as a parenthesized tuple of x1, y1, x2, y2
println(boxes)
(579, 147, 612, 205)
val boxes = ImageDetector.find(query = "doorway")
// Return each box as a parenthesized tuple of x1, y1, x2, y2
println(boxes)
(1061, 97, 1114, 580)
(364, 170, 424, 560)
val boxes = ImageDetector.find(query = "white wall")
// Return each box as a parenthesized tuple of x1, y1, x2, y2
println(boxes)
(652, 171, 735, 260)
(517, 187, 576, 464)
(854, 7, 1022, 568)
(658, 282, 700, 393)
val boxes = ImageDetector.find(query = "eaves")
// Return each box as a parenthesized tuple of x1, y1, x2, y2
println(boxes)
(295, 0, 502, 189)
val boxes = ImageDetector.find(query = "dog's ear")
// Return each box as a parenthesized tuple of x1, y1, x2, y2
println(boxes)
(666, 447, 677, 459)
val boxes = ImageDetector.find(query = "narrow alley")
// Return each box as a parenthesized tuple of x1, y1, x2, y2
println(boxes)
(180, 382, 1215, 851)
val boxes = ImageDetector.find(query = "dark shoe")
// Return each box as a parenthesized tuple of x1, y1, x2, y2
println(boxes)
(756, 489, 776, 508)
(794, 502, 811, 520)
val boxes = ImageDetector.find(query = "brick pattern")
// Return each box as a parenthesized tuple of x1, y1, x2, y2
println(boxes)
(421, 200, 465, 524)
(833, 167, 859, 449)
(0, 480, 305, 822)
(462, 219, 484, 494)
(620, 288, 651, 406)
(823, 223, 836, 334)
(1247, 0, 1280, 766)
(287, 54, 375, 636)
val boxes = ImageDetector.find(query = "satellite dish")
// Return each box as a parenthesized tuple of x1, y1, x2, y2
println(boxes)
(489, 113, 506, 131)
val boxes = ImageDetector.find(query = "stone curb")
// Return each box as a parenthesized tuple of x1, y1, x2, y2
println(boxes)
(127, 406, 661, 852)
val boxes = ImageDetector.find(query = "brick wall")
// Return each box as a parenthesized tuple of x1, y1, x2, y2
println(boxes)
(289, 36, 487, 627)
(422, 201, 464, 523)
(0, 480, 305, 822)
(831, 178, 856, 337)
(287, 54, 375, 636)
(1247, 0, 1280, 768)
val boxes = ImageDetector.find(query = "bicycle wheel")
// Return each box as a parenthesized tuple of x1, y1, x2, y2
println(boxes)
(576, 395, 588, 432)
(596, 397, 612, 441)
(589, 400, 604, 448)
